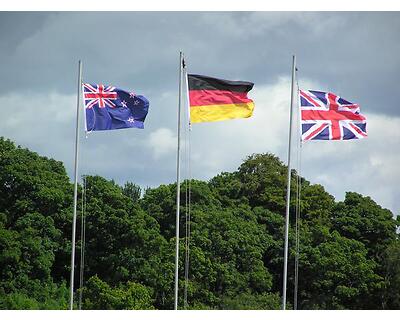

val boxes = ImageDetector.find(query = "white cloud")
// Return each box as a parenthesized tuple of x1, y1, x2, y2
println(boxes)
(0, 12, 399, 217)
(298, 109, 400, 216)
(0, 76, 398, 217)
(147, 127, 177, 159)
(0, 92, 76, 158)
(184, 77, 400, 216)
(187, 76, 317, 177)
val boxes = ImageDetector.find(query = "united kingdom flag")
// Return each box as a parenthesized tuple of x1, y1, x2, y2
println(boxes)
(300, 90, 367, 141)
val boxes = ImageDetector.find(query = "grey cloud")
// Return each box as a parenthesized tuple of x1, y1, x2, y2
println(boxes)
(1, 12, 399, 116)
(0, 12, 398, 216)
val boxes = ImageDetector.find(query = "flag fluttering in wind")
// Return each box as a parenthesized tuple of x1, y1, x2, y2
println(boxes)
(300, 90, 367, 141)
(83, 83, 149, 132)
(188, 74, 254, 123)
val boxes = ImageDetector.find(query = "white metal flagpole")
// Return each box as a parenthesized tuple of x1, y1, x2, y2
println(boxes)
(282, 55, 296, 310)
(69, 60, 82, 310)
(174, 51, 184, 310)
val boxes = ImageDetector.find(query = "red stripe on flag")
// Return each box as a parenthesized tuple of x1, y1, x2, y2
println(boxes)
(301, 110, 366, 121)
(349, 123, 367, 137)
(189, 89, 252, 107)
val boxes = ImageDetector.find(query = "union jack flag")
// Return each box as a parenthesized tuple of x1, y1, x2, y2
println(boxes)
(83, 84, 118, 109)
(300, 90, 367, 141)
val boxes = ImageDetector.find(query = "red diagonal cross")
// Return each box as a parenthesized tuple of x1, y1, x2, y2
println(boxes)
(84, 84, 117, 108)
(301, 92, 366, 140)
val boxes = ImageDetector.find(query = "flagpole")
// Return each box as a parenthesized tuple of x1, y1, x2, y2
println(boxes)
(174, 51, 184, 310)
(78, 174, 87, 310)
(282, 55, 296, 310)
(69, 60, 82, 310)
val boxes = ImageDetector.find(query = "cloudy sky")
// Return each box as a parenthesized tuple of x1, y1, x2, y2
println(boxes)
(0, 12, 399, 216)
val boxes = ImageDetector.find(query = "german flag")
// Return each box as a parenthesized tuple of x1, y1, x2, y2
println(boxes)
(188, 74, 255, 123)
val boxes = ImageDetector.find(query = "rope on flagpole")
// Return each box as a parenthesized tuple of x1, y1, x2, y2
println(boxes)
(78, 175, 87, 309)
(294, 67, 302, 310)
(183, 88, 188, 309)
(294, 144, 302, 309)
(183, 122, 192, 309)
(183, 64, 192, 310)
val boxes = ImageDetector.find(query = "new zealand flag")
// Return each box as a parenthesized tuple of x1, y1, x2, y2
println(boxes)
(83, 83, 149, 132)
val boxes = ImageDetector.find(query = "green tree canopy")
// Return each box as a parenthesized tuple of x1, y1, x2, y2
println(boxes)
(0, 140, 398, 310)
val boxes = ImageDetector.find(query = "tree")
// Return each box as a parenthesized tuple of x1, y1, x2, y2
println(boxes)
(0, 137, 73, 285)
(331, 192, 397, 261)
(122, 182, 141, 202)
(0, 138, 72, 228)
(298, 229, 381, 309)
(220, 292, 281, 310)
(184, 204, 278, 309)
(236, 153, 289, 212)
(382, 240, 400, 309)
(82, 275, 154, 309)
(81, 175, 172, 309)
(0, 211, 68, 309)
(1, 138, 398, 310)
(140, 184, 177, 240)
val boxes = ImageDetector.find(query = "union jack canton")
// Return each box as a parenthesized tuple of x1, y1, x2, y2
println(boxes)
(300, 90, 367, 141)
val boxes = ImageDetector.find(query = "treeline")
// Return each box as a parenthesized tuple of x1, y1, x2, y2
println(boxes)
(0, 137, 399, 310)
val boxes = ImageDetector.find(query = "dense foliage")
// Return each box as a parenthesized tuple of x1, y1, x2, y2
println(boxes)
(0, 137, 399, 309)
